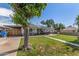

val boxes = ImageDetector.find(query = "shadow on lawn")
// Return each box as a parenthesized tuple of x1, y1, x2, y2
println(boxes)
(70, 39, 79, 44)
(64, 39, 79, 51)
(0, 45, 24, 56)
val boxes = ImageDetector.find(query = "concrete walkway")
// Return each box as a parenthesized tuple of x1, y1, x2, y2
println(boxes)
(44, 36, 79, 47)
(0, 37, 21, 56)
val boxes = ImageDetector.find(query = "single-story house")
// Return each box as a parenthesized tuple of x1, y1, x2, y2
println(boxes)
(38, 26, 55, 34)
(60, 26, 79, 36)
(0, 25, 22, 36)
(0, 24, 55, 36)
(4, 24, 39, 36)
(61, 26, 77, 33)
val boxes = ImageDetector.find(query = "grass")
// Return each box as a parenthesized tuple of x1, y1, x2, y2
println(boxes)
(50, 34, 79, 44)
(50, 34, 77, 41)
(17, 35, 79, 56)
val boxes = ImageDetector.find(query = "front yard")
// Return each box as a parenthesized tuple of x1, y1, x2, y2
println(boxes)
(17, 35, 79, 56)
(51, 34, 79, 44)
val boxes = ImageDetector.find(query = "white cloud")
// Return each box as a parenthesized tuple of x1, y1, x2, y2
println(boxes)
(0, 23, 15, 26)
(0, 8, 13, 17)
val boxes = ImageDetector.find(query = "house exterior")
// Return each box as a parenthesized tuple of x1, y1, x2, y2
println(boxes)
(28, 24, 40, 35)
(38, 26, 55, 34)
(61, 26, 77, 33)
(59, 26, 79, 36)
(1, 25, 22, 36)
(0, 24, 55, 36)
(0, 24, 39, 36)
(4, 24, 39, 36)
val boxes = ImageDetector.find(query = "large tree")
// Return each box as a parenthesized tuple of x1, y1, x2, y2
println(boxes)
(10, 3, 47, 50)
(41, 19, 55, 27)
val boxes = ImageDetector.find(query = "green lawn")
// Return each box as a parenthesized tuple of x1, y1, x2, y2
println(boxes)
(50, 34, 79, 44)
(17, 36, 79, 56)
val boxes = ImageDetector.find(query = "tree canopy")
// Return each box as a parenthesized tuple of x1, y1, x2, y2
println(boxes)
(54, 23, 65, 31)
(10, 3, 47, 26)
(41, 19, 55, 27)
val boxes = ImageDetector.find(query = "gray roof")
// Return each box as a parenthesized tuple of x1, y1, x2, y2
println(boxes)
(38, 25, 54, 29)
(3, 24, 22, 28)
(0, 24, 54, 30)
(4, 24, 38, 28)
(29, 24, 39, 29)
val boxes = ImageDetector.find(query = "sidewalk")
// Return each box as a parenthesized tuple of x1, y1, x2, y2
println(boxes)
(0, 37, 21, 56)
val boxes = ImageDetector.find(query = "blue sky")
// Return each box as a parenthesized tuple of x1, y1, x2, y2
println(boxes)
(0, 3, 13, 25)
(1, 3, 79, 26)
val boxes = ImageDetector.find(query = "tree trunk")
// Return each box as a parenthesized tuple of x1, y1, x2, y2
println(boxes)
(23, 27, 30, 50)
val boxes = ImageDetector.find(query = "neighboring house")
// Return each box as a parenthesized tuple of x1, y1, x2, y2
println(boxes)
(60, 26, 79, 36)
(29, 24, 39, 35)
(61, 26, 77, 33)
(38, 26, 55, 34)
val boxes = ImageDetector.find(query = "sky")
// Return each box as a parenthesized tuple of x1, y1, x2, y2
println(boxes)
(0, 3, 79, 27)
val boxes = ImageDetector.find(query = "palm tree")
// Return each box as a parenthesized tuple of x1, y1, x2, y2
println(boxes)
(10, 3, 47, 50)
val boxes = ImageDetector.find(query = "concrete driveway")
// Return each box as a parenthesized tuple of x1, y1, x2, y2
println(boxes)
(0, 37, 21, 56)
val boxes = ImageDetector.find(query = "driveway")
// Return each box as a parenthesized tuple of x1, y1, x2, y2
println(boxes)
(0, 37, 21, 56)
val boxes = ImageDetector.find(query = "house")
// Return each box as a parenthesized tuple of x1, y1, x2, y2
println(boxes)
(4, 24, 39, 36)
(61, 26, 77, 33)
(0, 24, 39, 36)
(29, 24, 39, 35)
(0, 24, 55, 36)
(4, 25, 22, 36)
(0, 25, 9, 30)
(37, 26, 55, 34)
